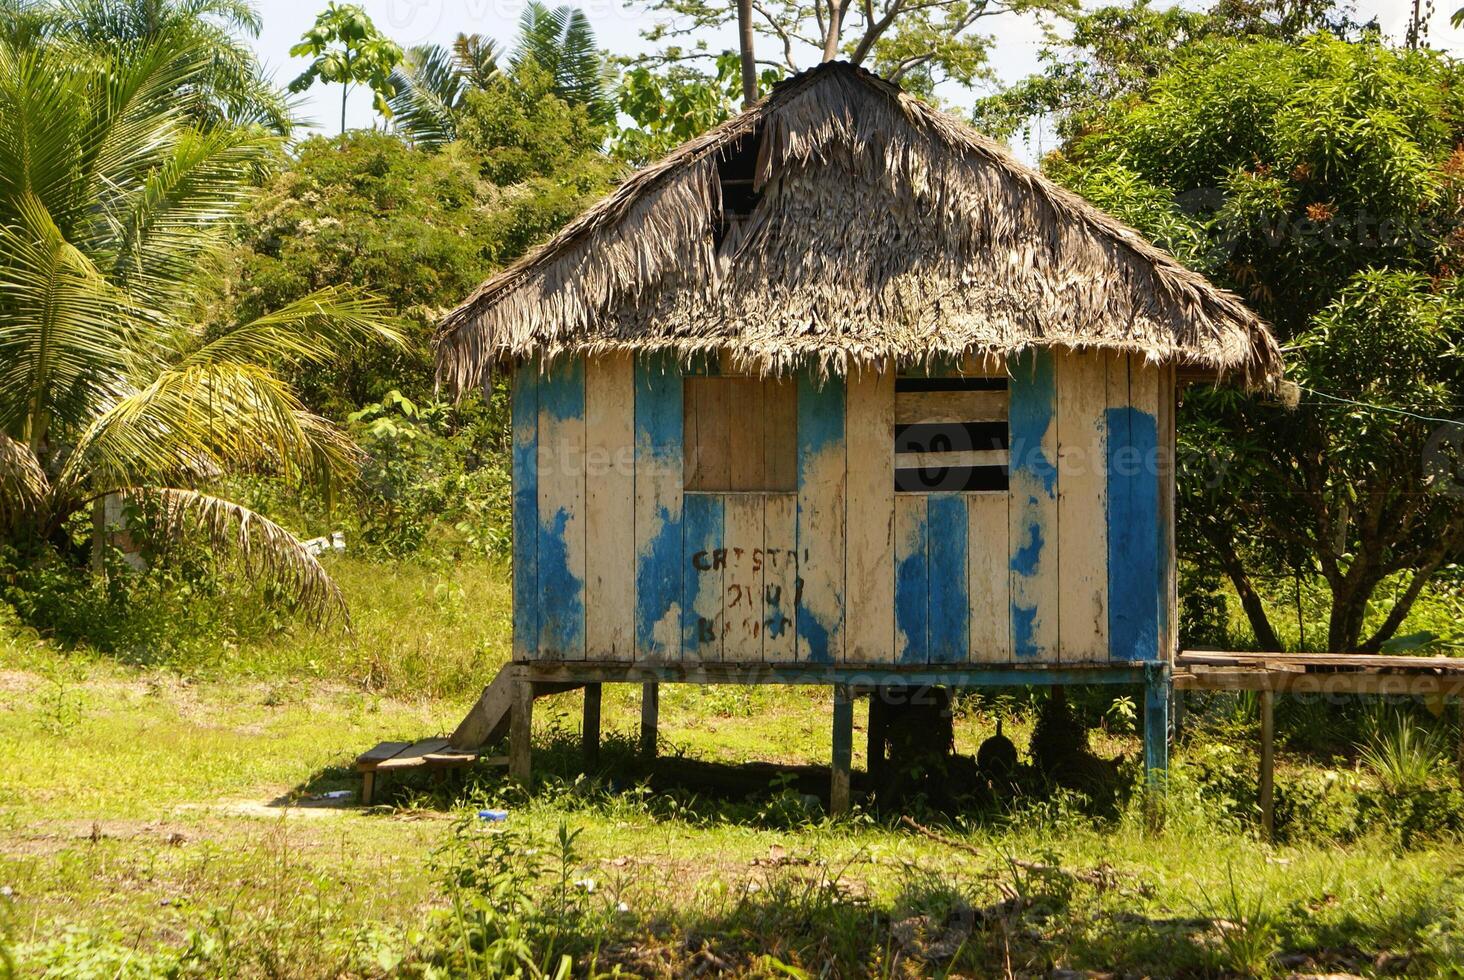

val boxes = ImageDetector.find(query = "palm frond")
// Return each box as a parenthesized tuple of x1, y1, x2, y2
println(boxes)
(107, 122, 279, 295)
(388, 43, 463, 149)
(181, 286, 403, 369)
(138, 486, 348, 625)
(0, 193, 143, 442)
(58, 360, 360, 497)
(452, 33, 499, 90)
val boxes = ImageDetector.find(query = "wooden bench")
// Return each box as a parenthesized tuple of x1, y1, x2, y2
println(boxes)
(355, 739, 505, 804)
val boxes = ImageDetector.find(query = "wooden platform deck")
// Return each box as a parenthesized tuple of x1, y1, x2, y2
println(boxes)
(355, 739, 506, 805)
(1175, 650, 1464, 840)
(1175, 650, 1464, 696)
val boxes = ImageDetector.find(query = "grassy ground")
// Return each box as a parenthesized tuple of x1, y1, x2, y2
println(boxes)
(3, 559, 1464, 977)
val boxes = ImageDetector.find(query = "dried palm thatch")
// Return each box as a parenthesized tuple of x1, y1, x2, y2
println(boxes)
(437, 62, 1281, 389)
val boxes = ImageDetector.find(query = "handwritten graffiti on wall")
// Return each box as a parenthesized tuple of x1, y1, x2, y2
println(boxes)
(688, 545, 806, 646)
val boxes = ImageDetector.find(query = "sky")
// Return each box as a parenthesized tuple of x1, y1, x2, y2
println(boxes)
(248, 0, 1462, 154)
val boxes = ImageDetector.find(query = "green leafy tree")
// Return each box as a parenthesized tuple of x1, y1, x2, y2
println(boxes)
(228, 132, 502, 411)
(48, 0, 294, 132)
(388, 34, 500, 149)
(1044, 32, 1464, 651)
(616, 52, 782, 163)
(643, 0, 1073, 92)
(972, 0, 1365, 141)
(0, 27, 399, 619)
(288, 2, 402, 133)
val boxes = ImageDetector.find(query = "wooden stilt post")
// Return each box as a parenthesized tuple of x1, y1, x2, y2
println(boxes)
(831, 685, 853, 816)
(640, 682, 659, 759)
(866, 688, 887, 796)
(1142, 664, 1170, 787)
(582, 683, 602, 771)
(360, 770, 376, 807)
(1258, 687, 1275, 842)
(509, 678, 534, 785)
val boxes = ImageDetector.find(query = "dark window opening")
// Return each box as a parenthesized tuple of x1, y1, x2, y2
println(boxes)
(714, 129, 764, 251)
(894, 375, 1010, 493)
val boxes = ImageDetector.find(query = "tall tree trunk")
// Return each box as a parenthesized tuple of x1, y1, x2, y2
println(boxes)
(1209, 531, 1284, 651)
(737, 0, 757, 107)
(822, 0, 844, 61)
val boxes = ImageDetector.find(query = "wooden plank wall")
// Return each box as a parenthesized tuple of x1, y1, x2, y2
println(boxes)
(512, 350, 1173, 667)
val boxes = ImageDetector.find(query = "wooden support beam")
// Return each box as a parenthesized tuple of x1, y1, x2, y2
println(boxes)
(640, 682, 660, 759)
(831, 685, 853, 816)
(1258, 688, 1275, 842)
(583, 683, 602, 771)
(510, 677, 534, 785)
(361, 770, 376, 806)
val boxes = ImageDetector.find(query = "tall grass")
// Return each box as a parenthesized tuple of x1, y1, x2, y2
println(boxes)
(1359, 709, 1448, 794)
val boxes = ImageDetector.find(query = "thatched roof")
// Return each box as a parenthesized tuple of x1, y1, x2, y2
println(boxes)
(437, 61, 1281, 388)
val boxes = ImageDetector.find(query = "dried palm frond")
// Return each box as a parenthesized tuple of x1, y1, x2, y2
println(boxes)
(142, 487, 348, 626)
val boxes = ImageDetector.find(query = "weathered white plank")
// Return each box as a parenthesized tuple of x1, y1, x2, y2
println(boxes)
(1008, 350, 1058, 662)
(893, 495, 928, 664)
(895, 389, 1009, 425)
(723, 493, 766, 661)
(796, 372, 846, 663)
(763, 493, 797, 661)
(585, 353, 634, 660)
(1056, 351, 1108, 663)
(845, 367, 894, 663)
(634, 353, 683, 661)
(967, 493, 1010, 662)
(537, 356, 587, 660)
(901, 449, 1008, 470)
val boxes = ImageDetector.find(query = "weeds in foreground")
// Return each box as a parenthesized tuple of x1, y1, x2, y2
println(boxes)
(1199, 865, 1280, 978)
(1360, 708, 1449, 795)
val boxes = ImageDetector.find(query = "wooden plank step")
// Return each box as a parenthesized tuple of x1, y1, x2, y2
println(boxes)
(357, 741, 412, 769)
(376, 739, 452, 771)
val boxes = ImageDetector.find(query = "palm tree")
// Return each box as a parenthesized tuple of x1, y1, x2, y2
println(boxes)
(512, 2, 613, 125)
(388, 33, 500, 149)
(0, 28, 398, 621)
(46, 0, 294, 132)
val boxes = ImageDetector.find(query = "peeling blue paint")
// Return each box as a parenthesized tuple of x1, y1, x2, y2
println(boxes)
(890, 536, 925, 665)
(796, 369, 845, 664)
(635, 353, 683, 659)
(682, 493, 724, 657)
(511, 362, 539, 660)
(1012, 605, 1039, 661)
(1009, 512, 1044, 577)
(1008, 350, 1057, 662)
(1106, 406, 1160, 661)
(537, 507, 584, 658)
(927, 494, 969, 664)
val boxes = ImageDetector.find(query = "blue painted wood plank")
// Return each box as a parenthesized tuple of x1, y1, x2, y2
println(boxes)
(511, 361, 539, 661)
(682, 493, 725, 660)
(635, 352, 684, 660)
(894, 496, 928, 664)
(1143, 664, 1170, 783)
(1106, 405, 1161, 661)
(1008, 349, 1058, 661)
(796, 369, 846, 663)
(927, 493, 970, 664)
(537, 356, 586, 659)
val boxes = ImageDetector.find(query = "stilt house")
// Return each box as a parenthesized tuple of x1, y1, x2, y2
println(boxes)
(434, 62, 1282, 800)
